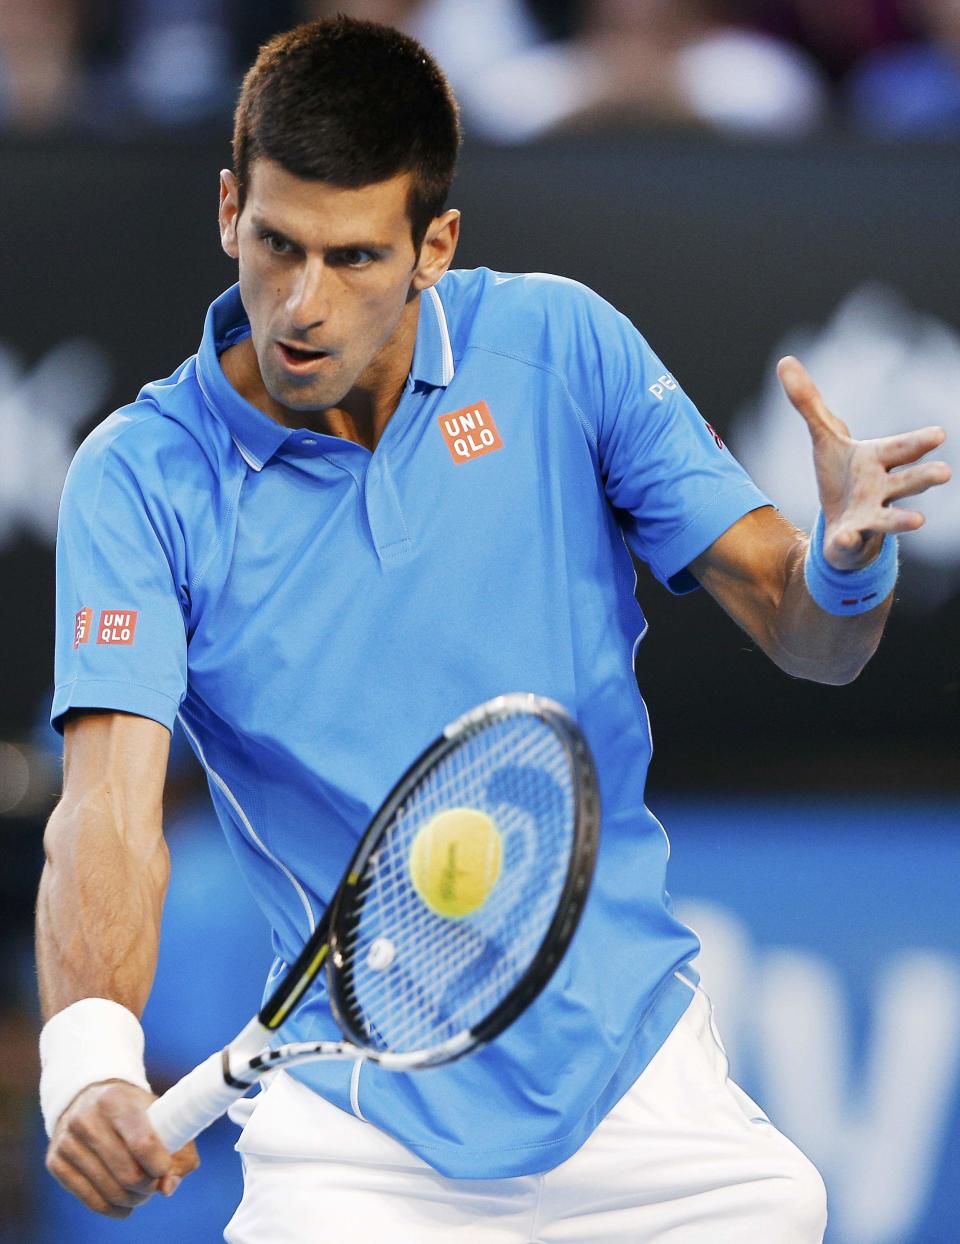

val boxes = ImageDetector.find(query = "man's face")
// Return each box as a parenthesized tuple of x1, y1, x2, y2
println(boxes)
(220, 160, 431, 415)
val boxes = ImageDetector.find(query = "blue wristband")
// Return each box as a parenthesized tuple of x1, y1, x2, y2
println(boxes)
(803, 511, 898, 616)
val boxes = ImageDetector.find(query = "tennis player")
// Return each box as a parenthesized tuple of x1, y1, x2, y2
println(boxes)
(36, 17, 950, 1243)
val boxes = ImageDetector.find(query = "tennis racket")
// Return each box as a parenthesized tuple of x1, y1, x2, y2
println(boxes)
(147, 692, 599, 1153)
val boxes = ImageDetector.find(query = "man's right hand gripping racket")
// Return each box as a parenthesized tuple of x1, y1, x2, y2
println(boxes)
(148, 693, 600, 1153)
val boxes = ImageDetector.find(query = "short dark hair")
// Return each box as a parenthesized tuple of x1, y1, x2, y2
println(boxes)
(233, 17, 461, 248)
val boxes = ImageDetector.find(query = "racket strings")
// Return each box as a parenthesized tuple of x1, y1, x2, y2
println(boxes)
(337, 713, 576, 1054)
(342, 861, 560, 1049)
(348, 721, 562, 947)
(395, 715, 562, 836)
(347, 726, 561, 928)
(341, 785, 560, 1014)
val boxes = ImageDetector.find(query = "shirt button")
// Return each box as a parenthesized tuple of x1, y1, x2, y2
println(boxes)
(303, 437, 317, 446)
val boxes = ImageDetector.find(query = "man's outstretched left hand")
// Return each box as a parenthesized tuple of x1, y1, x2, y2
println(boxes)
(777, 355, 952, 571)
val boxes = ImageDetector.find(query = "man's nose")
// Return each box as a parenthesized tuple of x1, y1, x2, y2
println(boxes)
(286, 260, 331, 331)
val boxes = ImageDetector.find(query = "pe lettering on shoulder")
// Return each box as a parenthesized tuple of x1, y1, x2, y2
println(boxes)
(648, 374, 678, 401)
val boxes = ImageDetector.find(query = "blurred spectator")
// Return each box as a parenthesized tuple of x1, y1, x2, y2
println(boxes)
(525, 0, 581, 42)
(847, 0, 960, 134)
(1, 0, 871, 143)
(753, 0, 912, 83)
(82, 0, 268, 134)
(0, 0, 301, 135)
(439, 0, 829, 143)
(0, 0, 83, 131)
(106, 0, 235, 127)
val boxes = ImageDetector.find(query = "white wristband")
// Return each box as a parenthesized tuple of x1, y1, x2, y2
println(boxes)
(39, 998, 152, 1137)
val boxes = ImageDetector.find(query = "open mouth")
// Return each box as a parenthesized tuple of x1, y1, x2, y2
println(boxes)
(277, 341, 331, 371)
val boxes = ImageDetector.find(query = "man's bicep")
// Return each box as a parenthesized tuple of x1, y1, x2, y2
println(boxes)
(686, 506, 804, 643)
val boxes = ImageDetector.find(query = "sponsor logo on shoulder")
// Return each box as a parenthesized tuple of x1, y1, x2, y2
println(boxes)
(437, 401, 503, 465)
(703, 420, 725, 449)
(97, 610, 138, 646)
(648, 373, 678, 401)
(73, 607, 93, 648)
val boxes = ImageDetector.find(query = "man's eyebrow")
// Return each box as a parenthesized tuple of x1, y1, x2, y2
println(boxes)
(328, 241, 394, 255)
(248, 216, 393, 254)
(250, 216, 303, 247)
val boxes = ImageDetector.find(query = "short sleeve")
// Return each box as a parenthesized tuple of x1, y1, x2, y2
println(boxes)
(51, 416, 189, 733)
(569, 287, 772, 592)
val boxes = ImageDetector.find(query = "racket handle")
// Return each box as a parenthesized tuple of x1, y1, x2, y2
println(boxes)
(147, 1050, 250, 1152)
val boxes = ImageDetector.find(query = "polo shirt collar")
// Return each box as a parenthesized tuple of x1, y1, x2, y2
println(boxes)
(196, 282, 456, 470)
(411, 284, 456, 390)
(196, 285, 295, 471)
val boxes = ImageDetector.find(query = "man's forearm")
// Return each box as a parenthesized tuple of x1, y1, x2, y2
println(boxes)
(691, 510, 894, 688)
(36, 788, 169, 1020)
(36, 712, 194, 1214)
(766, 536, 892, 686)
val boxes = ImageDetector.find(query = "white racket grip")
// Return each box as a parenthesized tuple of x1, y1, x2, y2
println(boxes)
(147, 1051, 249, 1153)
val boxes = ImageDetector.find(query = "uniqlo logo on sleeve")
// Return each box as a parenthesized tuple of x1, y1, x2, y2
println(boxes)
(97, 610, 138, 646)
(73, 607, 93, 648)
(437, 401, 503, 465)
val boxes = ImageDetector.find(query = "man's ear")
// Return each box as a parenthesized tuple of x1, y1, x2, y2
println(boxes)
(412, 209, 461, 292)
(219, 170, 241, 261)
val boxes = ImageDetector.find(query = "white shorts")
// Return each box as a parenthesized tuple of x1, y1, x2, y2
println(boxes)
(225, 989, 826, 1243)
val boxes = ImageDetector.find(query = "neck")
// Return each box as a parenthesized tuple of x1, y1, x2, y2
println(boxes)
(313, 374, 410, 452)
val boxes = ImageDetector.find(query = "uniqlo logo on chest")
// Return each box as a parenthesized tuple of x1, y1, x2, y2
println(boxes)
(437, 400, 503, 464)
(73, 607, 93, 648)
(97, 610, 138, 646)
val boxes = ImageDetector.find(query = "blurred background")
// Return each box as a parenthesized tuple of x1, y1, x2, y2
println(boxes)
(1, 1, 957, 1241)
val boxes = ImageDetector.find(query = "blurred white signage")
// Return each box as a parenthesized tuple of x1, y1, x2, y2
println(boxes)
(735, 285, 960, 605)
(0, 339, 111, 551)
(679, 900, 960, 1244)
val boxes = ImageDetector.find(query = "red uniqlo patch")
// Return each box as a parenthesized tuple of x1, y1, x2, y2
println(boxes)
(73, 607, 93, 648)
(437, 401, 503, 465)
(96, 610, 138, 646)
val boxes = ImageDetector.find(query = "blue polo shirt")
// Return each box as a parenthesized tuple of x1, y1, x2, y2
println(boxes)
(53, 270, 770, 1178)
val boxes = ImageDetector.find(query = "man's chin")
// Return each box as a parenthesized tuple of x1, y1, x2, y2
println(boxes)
(263, 371, 346, 416)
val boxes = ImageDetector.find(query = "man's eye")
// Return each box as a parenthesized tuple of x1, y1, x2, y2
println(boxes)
(337, 249, 376, 268)
(262, 232, 293, 255)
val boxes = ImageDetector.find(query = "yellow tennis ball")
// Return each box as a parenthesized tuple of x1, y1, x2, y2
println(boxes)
(409, 807, 502, 919)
